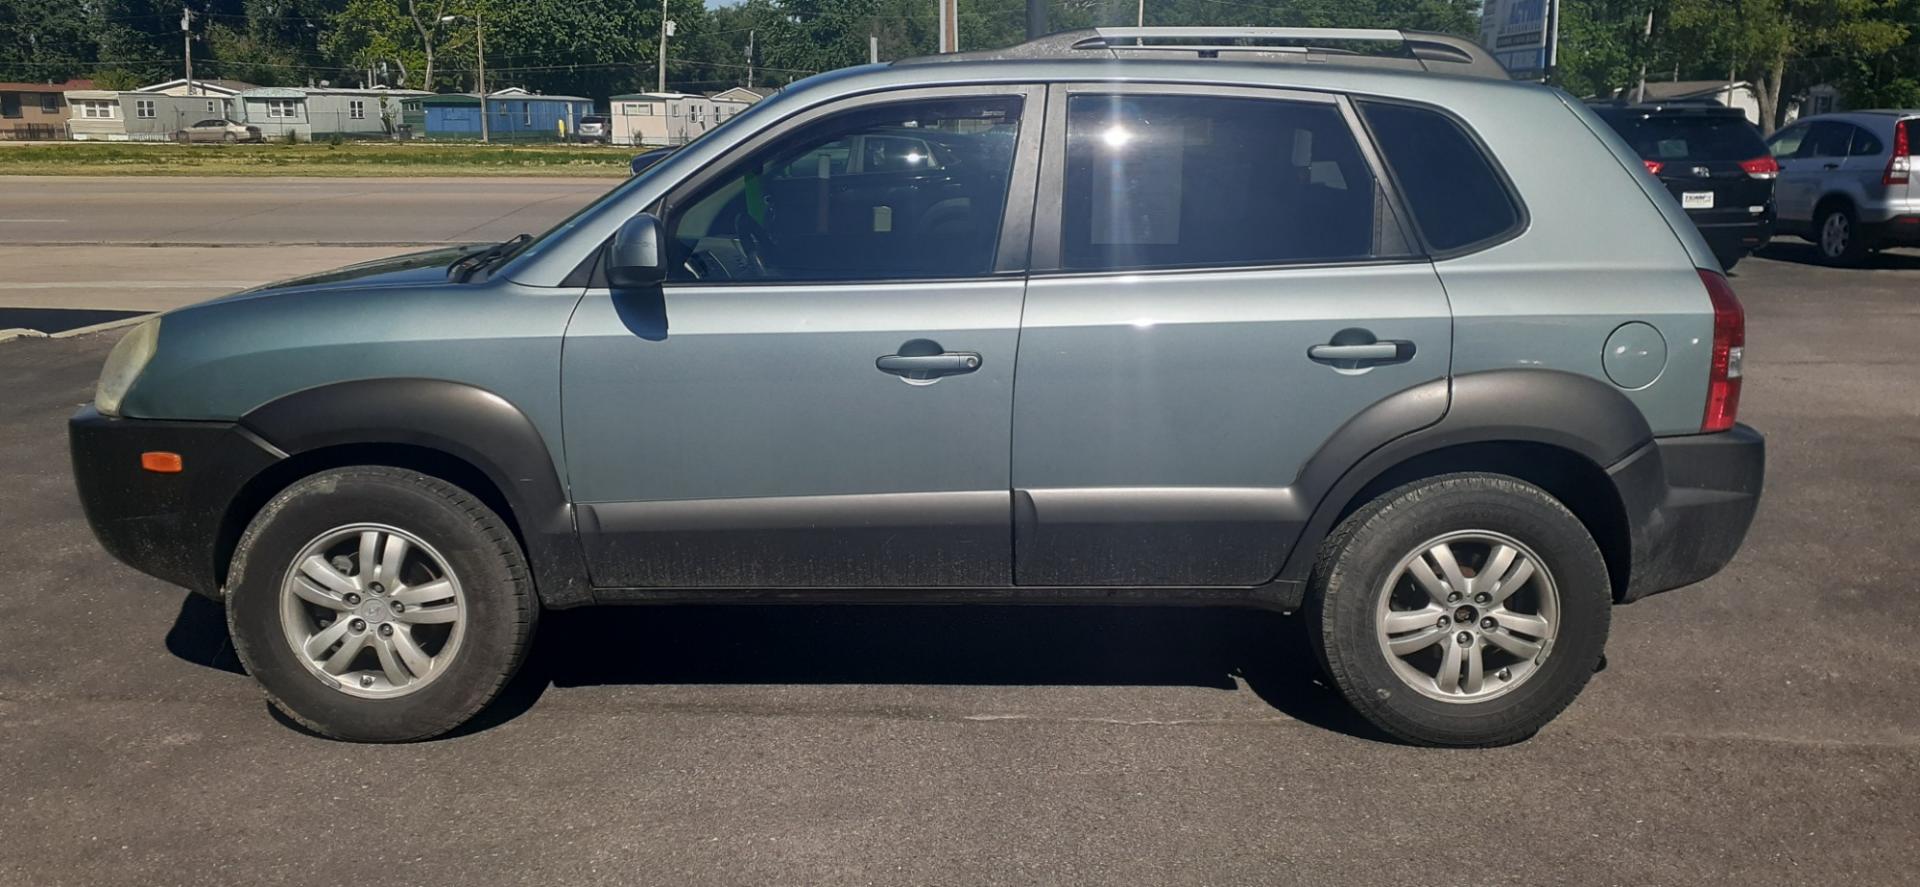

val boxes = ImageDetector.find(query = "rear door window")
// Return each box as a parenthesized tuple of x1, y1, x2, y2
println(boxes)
(1358, 101, 1522, 254)
(1058, 93, 1406, 271)
(1801, 122, 1853, 159)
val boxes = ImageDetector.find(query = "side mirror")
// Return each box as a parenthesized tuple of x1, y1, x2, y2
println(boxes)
(607, 212, 667, 288)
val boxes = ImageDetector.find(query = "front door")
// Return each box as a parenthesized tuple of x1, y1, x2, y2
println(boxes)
(1771, 121, 1851, 225)
(1011, 85, 1455, 586)
(562, 87, 1041, 588)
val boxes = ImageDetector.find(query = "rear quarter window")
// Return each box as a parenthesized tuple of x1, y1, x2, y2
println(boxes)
(1357, 101, 1522, 254)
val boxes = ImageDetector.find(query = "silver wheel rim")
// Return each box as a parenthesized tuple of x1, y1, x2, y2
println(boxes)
(1822, 212, 1850, 257)
(278, 523, 467, 699)
(1374, 530, 1560, 704)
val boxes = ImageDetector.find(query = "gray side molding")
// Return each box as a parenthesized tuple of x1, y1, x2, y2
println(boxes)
(240, 378, 592, 607)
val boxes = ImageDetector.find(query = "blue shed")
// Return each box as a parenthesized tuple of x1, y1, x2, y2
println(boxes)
(400, 88, 593, 141)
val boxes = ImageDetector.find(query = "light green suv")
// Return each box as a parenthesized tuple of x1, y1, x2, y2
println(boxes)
(71, 28, 1765, 746)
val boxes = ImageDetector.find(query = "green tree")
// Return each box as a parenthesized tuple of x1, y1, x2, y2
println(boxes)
(1668, 0, 1909, 132)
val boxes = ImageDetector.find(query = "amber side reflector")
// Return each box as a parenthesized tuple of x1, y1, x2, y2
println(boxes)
(140, 451, 184, 473)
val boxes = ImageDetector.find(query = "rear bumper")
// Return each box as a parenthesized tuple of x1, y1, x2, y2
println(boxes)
(1610, 424, 1766, 602)
(1863, 214, 1920, 246)
(1692, 213, 1774, 255)
(69, 406, 283, 597)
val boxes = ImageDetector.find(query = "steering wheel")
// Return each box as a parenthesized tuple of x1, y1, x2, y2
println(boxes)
(730, 212, 774, 277)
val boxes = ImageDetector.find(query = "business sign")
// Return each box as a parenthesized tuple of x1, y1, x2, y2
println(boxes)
(1480, 0, 1551, 80)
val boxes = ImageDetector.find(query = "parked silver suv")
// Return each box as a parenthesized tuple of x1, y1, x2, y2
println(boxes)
(70, 28, 1765, 747)
(1767, 110, 1919, 263)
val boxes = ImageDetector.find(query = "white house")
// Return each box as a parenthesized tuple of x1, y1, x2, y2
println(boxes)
(609, 90, 758, 147)
(65, 89, 232, 140)
(133, 78, 259, 99)
(1612, 80, 1764, 125)
(231, 86, 427, 140)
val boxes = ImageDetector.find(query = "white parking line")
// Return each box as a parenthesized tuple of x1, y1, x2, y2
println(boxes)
(0, 219, 69, 223)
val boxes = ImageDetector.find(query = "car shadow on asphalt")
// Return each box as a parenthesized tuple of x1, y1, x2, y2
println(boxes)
(164, 594, 1391, 743)
(1753, 241, 1920, 270)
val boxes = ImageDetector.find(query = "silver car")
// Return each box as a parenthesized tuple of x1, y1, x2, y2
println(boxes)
(174, 118, 263, 144)
(1767, 110, 1919, 263)
(71, 28, 1764, 747)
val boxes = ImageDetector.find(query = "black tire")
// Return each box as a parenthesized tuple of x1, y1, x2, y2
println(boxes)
(1816, 203, 1870, 266)
(1715, 250, 1743, 272)
(226, 467, 537, 742)
(1305, 473, 1611, 747)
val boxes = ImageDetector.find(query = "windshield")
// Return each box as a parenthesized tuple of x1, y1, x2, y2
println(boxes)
(1602, 113, 1769, 162)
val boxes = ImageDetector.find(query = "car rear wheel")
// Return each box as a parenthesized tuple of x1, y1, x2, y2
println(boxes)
(1817, 205, 1868, 265)
(226, 467, 537, 741)
(1306, 473, 1611, 747)
(222, 132, 237, 143)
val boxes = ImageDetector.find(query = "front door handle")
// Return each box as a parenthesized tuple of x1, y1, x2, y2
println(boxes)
(1309, 329, 1416, 370)
(876, 341, 982, 385)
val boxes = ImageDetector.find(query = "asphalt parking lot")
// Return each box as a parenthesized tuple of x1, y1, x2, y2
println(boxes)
(3, 211, 1919, 883)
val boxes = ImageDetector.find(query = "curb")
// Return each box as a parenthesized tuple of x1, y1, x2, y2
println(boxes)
(0, 312, 156, 344)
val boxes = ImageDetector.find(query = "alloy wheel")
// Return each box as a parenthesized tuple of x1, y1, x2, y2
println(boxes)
(1374, 531, 1560, 704)
(1821, 212, 1851, 259)
(278, 523, 467, 699)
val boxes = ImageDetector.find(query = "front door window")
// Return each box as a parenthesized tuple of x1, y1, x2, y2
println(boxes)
(667, 96, 1022, 283)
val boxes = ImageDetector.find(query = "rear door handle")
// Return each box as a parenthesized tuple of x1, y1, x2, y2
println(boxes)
(1309, 330, 1416, 370)
(876, 350, 981, 384)
(1309, 343, 1400, 362)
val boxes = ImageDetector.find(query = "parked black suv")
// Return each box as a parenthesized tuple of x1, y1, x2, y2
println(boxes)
(1592, 104, 1778, 269)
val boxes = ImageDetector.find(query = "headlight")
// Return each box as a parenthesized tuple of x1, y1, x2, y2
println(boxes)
(95, 317, 161, 417)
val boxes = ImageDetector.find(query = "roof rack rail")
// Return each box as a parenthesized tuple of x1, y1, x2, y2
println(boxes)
(898, 27, 1512, 81)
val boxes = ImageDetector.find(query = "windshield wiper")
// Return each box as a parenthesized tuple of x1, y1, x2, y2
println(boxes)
(449, 233, 532, 282)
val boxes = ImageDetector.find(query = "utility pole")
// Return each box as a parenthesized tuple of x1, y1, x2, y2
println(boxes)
(746, 29, 754, 88)
(1026, 0, 1047, 40)
(181, 6, 194, 96)
(1544, 0, 1561, 82)
(1634, 5, 1652, 103)
(870, 34, 878, 64)
(1136, 0, 1144, 27)
(658, 0, 670, 92)
(442, 12, 486, 140)
(476, 7, 488, 142)
(938, 0, 957, 53)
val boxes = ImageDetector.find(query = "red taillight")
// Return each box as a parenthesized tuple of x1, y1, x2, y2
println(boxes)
(1700, 269, 1745, 433)
(1740, 155, 1780, 180)
(1885, 120, 1912, 186)
(1643, 159, 1664, 175)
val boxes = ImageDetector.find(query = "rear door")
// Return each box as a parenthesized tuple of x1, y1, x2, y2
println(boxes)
(1009, 85, 1454, 586)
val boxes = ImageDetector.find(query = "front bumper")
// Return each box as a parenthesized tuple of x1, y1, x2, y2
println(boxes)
(69, 407, 283, 597)
(1610, 424, 1766, 602)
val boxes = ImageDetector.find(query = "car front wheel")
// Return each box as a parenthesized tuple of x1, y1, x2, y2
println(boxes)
(1307, 473, 1611, 747)
(226, 467, 537, 741)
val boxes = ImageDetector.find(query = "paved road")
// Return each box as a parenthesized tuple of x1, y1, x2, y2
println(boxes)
(3, 247, 1919, 885)
(0, 176, 615, 246)
(0, 176, 612, 315)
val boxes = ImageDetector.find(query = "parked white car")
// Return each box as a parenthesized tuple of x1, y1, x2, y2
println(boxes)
(577, 115, 609, 143)
(175, 118, 263, 144)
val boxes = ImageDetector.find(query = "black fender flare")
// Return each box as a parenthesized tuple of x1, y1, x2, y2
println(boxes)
(239, 378, 593, 607)
(1273, 368, 1656, 588)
